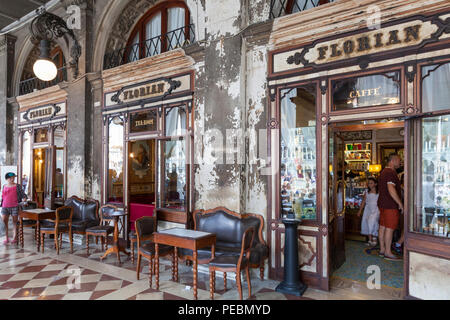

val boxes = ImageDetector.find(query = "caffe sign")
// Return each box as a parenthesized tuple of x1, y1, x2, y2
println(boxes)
(111, 77, 181, 105)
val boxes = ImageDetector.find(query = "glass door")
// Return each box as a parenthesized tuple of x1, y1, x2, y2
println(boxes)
(329, 130, 346, 271)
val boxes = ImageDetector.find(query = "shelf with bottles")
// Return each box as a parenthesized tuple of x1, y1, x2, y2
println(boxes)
(346, 161, 370, 171)
(344, 142, 371, 162)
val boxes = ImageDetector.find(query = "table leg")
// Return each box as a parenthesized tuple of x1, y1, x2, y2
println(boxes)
(193, 250, 198, 300)
(36, 220, 40, 252)
(20, 218, 24, 249)
(100, 217, 129, 263)
(174, 247, 178, 282)
(155, 243, 160, 290)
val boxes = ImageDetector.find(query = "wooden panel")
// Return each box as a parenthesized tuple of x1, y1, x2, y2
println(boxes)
(102, 49, 194, 92)
(17, 85, 68, 111)
(405, 233, 450, 260)
(156, 208, 187, 224)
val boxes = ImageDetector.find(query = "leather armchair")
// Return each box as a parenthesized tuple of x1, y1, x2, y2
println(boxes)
(178, 207, 269, 280)
(64, 196, 99, 235)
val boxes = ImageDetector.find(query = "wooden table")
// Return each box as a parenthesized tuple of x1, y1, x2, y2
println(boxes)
(152, 228, 216, 300)
(100, 209, 129, 263)
(19, 209, 56, 251)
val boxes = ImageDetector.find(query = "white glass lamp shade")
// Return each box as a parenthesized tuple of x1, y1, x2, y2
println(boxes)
(33, 58, 58, 81)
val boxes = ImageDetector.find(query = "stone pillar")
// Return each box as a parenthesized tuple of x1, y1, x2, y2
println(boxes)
(87, 72, 103, 201)
(64, 0, 94, 198)
(0, 35, 17, 166)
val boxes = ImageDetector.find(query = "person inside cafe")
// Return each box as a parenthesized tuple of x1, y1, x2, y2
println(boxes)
(377, 154, 403, 261)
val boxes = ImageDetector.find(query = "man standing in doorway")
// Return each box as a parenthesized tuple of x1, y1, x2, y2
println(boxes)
(377, 153, 403, 261)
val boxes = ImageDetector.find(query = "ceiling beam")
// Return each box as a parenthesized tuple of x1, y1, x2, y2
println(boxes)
(0, 11, 20, 22)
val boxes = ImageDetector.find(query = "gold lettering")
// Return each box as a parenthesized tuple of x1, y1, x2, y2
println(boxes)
(404, 25, 421, 42)
(387, 30, 401, 45)
(330, 44, 342, 57)
(343, 40, 354, 54)
(318, 46, 328, 60)
(374, 33, 383, 48)
(357, 36, 371, 52)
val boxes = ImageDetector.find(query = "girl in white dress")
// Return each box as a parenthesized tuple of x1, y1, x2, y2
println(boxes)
(357, 177, 380, 246)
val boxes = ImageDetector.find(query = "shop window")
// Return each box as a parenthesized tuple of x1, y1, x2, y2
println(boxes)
(130, 110, 158, 133)
(165, 106, 186, 136)
(280, 85, 317, 220)
(332, 71, 401, 111)
(161, 139, 186, 210)
(107, 117, 124, 203)
(34, 128, 49, 143)
(422, 62, 450, 112)
(125, 1, 191, 61)
(416, 116, 450, 237)
(21, 131, 31, 197)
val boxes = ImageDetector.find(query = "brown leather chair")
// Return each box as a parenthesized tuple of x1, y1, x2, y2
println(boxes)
(135, 216, 174, 287)
(209, 227, 255, 300)
(40, 206, 73, 255)
(85, 205, 116, 255)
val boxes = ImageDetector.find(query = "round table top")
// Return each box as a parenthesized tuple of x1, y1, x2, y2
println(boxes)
(107, 209, 127, 217)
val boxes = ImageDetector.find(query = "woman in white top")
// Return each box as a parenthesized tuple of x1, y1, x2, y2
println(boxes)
(358, 177, 380, 246)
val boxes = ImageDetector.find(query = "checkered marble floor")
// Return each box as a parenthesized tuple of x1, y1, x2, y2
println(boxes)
(0, 227, 312, 300)
(0, 227, 402, 300)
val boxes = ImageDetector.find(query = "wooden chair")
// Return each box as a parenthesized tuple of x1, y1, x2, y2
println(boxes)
(135, 216, 175, 287)
(85, 205, 116, 255)
(40, 206, 73, 254)
(209, 227, 255, 300)
(17, 202, 39, 246)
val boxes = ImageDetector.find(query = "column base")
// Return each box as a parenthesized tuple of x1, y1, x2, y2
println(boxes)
(276, 281, 308, 297)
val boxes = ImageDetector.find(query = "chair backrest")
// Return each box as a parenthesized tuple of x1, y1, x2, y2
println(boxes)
(99, 204, 118, 225)
(55, 206, 73, 226)
(194, 208, 264, 249)
(64, 196, 99, 222)
(135, 216, 157, 247)
(238, 227, 255, 267)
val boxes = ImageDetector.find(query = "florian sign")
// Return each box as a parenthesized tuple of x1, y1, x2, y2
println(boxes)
(23, 104, 62, 122)
(314, 25, 422, 62)
(271, 14, 450, 74)
(111, 77, 181, 105)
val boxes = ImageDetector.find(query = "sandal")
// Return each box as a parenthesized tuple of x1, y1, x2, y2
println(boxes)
(9, 239, 17, 245)
(2, 239, 9, 245)
(378, 251, 385, 257)
(384, 255, 402, 261)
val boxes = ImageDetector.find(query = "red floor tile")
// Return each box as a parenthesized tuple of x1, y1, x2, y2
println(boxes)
(33, 270, 62, 280)
(2, 280, 30, 289)
(11, 287, 46, 298)
(90, 290, 116, 300)
(19, 265, 46, 273)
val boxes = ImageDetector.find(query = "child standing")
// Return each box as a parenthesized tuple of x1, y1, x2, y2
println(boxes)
(1, 173, 27, 244)
(357, 177, 380, 246)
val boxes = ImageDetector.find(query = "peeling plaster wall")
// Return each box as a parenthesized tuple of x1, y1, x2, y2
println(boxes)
(245, 44, 268, 217)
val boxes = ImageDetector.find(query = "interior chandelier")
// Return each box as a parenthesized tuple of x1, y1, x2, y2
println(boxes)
(29, 8, 81, 81)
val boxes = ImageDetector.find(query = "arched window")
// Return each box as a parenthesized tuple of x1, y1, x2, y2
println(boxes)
(126, 1, 191, 62)
(270, 0, 333, 18)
